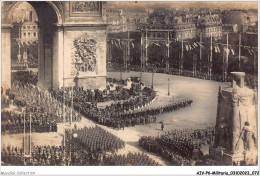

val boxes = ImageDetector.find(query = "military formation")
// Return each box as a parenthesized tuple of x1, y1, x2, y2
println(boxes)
(2, 73, 196, 166)
(139, 127, 215, 165)
(2, 145, 65, 166)
(51, 85, 192, 130)
(1, 126, 159, 166)
(1, 111, 58, 134)
(68, 126, 125, 154)
(102, 152, 160, 166)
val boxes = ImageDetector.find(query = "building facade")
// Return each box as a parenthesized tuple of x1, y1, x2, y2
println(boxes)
(21, 22, 38, 41)
(196, 14, 222, 38)
(222, 24, 238, 33)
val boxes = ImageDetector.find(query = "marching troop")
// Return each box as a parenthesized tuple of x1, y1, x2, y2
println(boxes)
(50, 85, 192, 130)
(139, 127, 215, 165)
(102, 152, 160, 166)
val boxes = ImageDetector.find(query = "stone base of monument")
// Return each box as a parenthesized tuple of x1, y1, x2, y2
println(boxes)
(209, 146, 257, 165)
(64, 76, 106, 90)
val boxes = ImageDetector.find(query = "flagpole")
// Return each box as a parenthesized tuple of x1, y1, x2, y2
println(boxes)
(70, 88, 73, 126)
(167, 30, 170, 71)
(238, 33, 241, 71)
(30, 112, 32, 157)
(127, 30, 130, 71)
(199, 33, 202, 74)
(145, 30, 148, 67)
(225, 33, 229, 82)
(210, 33, 212, 80)
(181, 31, 183, 74)
(62, 26, 66, 165)
(23, 111, 25, 165)
(141, 30, 143, 69)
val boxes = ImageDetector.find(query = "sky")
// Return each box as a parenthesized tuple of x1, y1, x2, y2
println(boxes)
(107, 1, 258, 12)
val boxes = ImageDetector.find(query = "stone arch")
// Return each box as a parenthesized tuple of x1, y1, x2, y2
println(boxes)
(4, 1, 63, 25)
(1, 1, 64, 91)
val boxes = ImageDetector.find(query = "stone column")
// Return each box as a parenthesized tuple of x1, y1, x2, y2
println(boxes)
(52, 26, 64, 89)
(37, 26, 44, 89)
(37, 23, 54, 90)
(1, 24, 12, 91)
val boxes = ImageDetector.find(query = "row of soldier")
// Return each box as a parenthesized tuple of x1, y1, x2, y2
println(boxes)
(102, 152, 160, 166)
(7, 81, 82, 123)
(139, 127, 214, 165)
(50, 84, 192, 129)
(2, 145, 65, 166)
(2, 144, 160, 166)
(139, 136, 195, 166)
(1, 111, 58, 134)
(67, 126, 125, 154)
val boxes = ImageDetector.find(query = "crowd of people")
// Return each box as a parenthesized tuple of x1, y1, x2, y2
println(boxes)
(107, 65, 257, 88)
(1, 145, 65, 166)
(102, 152, 160, 166)
(68, 126, 125, 154)
(11, 71, 38, 86)
(1, 81, 84, 134)
(1, 94, 11, 109)
(50, 82, 192, 130)
(65, 126, 125, 166)
(1, 145, 159, 166)
(1, 110, 58, 134)
(2, 125, 160, 166)
(139, 127, 215, 165)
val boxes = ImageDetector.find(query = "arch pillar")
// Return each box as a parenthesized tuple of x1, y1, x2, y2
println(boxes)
(52, 25, 64, 89)
(1, 24, 12, 91)
(37, 22, 56, 90)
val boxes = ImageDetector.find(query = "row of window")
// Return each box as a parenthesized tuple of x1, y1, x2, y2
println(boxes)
(205, 32, 222, 37)
(23, 32, 37, 37)
(22, 25, 37, 29)
(207, 27, 222, 32)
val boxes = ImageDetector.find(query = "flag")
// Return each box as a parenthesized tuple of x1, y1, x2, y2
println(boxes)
(217, 46, 220, 53)
(198, 43, 204, 49)
(115, 41, 118, 47)
(247, 48, 252, 55)
(214, 46, 217, 53)
(231, 49, 234, 55)
(154, 42, 160, 46)
(186, 45, 189, 51)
